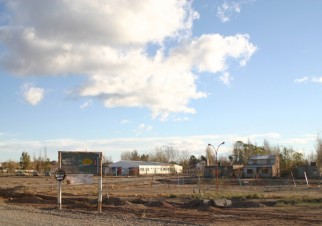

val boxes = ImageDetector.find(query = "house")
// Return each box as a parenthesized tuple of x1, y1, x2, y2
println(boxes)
(227, 165, 244, 178)
(108, 160, 183, 176)
(204, 165, 242, 178)
(243, 155, 280, 178)
(204, 165, 220, 178)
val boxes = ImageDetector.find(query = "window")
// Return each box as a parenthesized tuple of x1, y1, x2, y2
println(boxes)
(247, 169, 254, 174)
(262, 168, 269, 174)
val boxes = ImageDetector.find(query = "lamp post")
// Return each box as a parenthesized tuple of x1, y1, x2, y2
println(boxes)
(208, 142, 225, 192)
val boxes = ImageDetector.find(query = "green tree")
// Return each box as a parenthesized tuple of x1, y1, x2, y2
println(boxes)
(232, 141, 244, 164)
(189, 155, 198, 167)
(232, 140, 270, 165)
(199, 155, 207, 162)
(20, 151, 31, 170)
(279, 147, 305, 176)
(140, 154, 149, 161)
(130, 150, 141, 161)
(228, 155, 233, 165)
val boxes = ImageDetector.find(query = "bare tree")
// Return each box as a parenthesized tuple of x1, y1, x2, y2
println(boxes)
(121, 151, 132, 160)
(149, 148, 169, 162)
(162, 146, 178, 163)
(103, 155, 113, 164)
(2, 160, 19, 173)
(316, 135, 322, 167)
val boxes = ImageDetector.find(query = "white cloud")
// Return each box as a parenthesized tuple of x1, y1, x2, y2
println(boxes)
(219, 72, 233, 85)
(285, 134, 316, 145)
(0, 0, 256, 119)
(120, 120, 130, 125)
(312, 77, 322, 83)
(80, 100, 92, 109)
(21, 83, 45, 105)
(294, 76, 309, 83)
(216, 1, 255, 23)
(294, 76, 322, 84)
(172, 116, 189, 122)
(134, 123, 153, 136)
(217, 1, 241, 23)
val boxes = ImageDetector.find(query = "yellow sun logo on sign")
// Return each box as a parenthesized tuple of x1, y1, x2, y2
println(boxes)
(82, 158, 93, 165)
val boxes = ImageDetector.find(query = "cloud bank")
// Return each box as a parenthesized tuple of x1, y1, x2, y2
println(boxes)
(0, 0, 257, 119)
(2, 132, 316, 163)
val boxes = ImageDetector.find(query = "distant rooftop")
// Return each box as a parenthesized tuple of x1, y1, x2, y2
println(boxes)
(249, 155, 276, 160)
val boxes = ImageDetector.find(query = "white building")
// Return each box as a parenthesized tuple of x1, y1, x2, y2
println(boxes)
(109, 160, 183, 176)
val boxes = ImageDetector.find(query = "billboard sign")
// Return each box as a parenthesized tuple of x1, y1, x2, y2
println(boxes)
(60, 151, 101, 175)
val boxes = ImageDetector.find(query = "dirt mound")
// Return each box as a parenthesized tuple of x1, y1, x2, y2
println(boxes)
(131, 198, 148, 204)
(148, 201, 174, 208)
(0, 186, 26, 198)
(10, 195, 48, 204)
(103, 196, 125, 206)
(232, 200, 266, 208)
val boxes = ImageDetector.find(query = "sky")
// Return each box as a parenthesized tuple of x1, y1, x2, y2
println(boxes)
(0, 0, 322, 163)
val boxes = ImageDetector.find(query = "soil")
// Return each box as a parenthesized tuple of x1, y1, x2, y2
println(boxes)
(1, 175, 322, 225)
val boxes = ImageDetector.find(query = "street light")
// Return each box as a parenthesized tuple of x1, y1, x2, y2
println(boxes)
(208, 142, 225, 192)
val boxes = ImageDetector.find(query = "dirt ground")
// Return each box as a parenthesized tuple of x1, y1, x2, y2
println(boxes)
(1, 175, 322, 225)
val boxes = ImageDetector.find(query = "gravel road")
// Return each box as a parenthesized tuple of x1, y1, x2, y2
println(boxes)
(0, 202, 199, 226)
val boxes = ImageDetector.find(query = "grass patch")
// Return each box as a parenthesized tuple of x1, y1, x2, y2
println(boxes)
(277, 198, 322, 207)
(168, 194, 177, 198)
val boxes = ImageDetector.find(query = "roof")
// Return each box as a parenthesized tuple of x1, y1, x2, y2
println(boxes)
(244, 165, 274, 168)
(109, 160, 175, 168)
(248, 155, 276, 160)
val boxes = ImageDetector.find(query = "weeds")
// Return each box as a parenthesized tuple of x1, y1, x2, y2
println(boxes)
(277, 198, 322, 207)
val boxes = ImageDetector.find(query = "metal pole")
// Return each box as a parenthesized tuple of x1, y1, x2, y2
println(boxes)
(215, 142, 224, 193)
(98, 153, 103, 213)
(208, 142, 225, 193)
(58, 151, 62, 210)
(216, 149, 219, 193)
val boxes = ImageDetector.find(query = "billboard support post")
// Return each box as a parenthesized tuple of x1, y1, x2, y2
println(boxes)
(98, 153, 103, 213)
(58, 151, 62, 210)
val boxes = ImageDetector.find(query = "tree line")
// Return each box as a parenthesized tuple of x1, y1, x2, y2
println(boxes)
(2, 150, 53, 173)
(120, 136, 322, 177)
(2, 136, 322, 176)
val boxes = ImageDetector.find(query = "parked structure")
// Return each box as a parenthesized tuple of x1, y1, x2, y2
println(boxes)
(227, 165, 244, 178)
(204, 165, 223, 178)
(0, 163, 8, 173)
(108, 160, 182, 176)
(294, 162, 321, 179)
(243, 155, 280, 178)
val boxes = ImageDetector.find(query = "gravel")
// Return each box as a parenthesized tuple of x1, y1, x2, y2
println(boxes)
(0, 202, 199, 226)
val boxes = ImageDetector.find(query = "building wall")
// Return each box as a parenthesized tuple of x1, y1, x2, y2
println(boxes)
(109, 161, 182, 176)
(243, 155, 280, 178)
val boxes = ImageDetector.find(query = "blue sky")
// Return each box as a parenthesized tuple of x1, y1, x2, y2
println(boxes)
(0, 0, 321, 162)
